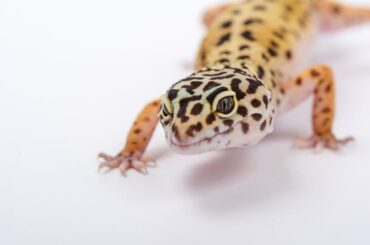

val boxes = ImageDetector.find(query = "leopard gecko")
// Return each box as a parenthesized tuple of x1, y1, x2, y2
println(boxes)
(99, 0, 370, 175)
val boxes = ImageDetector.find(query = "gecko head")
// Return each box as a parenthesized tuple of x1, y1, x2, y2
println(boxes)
(159, 66, 275, 154)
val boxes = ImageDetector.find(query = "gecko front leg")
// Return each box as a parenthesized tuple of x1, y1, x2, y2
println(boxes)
(99, 99, 160, 175)
(279, 65, 353, 151)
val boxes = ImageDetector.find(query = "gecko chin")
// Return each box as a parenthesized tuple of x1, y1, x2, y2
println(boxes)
(165, 119, 274, 155)
(166, 127, 233, 155)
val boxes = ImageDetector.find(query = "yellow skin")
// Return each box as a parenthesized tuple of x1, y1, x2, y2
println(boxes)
(99, 0, 370, 175)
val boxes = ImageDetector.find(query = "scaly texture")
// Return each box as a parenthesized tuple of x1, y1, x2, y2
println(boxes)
(100, 0, 370, 175)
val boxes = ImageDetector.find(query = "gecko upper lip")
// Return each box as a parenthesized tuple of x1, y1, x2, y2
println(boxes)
(169, 121, 242, 148)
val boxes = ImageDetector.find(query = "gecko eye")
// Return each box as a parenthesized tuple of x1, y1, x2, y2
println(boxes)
(160, 96, 173, 120)
(212, 91, 238, 118)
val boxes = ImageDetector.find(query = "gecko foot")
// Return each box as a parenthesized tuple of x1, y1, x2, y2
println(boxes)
(294, 133, 354, 153)
(98, 152, 156, 176)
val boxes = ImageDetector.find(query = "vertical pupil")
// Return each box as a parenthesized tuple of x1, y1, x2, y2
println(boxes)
(218, 96, 234, 113)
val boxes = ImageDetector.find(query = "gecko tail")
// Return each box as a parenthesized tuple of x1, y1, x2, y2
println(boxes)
(313, 0, 370, 31)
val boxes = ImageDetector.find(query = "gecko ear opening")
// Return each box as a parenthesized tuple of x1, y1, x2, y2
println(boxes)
(212, 91, 238, 118)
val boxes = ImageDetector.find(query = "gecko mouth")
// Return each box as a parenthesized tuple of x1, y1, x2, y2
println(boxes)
(168, 121, 242, 149)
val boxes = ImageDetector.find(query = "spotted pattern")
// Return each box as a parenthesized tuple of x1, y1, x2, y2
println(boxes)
(99, 0, 366, 174)
(158, 0, 356, 154)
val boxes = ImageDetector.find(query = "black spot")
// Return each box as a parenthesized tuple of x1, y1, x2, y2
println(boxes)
(214, 126, 220, 133)
(239, 45, 250, 50)
(211, 74, 235, 80)
(251, 113, 263, 121)
(272, 31, 284, 40)
(270, 40, 279, 48)
(134, 129, 141, 134)
(251, 99, 261, 108)
(241, 31, 256, 41)
(221, 20, 233, 28)
(322, 107, 331, 114)
(172, 124, 180, 141)
(231, 67, 247, 75)
(311, 69, 320, 77)
(285, 5, 293, 12)
(162, 119, 170, 126)
(168, 89, 179, 101)
(285, 50, 293, 60)
(186, 122, 203, 137)
(200, 51, 206, 61)
(241, 123, 249, 134)
(237, 106, 248, 117)
(268, 47, 278, 57)
(257, 65, 265, 79)
(244, 18, 263, 25)
(219, 51, 231, 55)
(332, 5, 341, 14)
(223, 119, 234, 127)
(206, 113, 216, 125)
(231, 78, 246, 100)
(254, 5, 266, 11)
(177, 95, 202, 123)
(217, 58, 230, 64)
(182, 81, 203, 95)
(260, 120, 267, 131)
(191, 103, 203, 115)
(238, 55, 250, 60)
(203, 82, 221, 92)
(271, 79, 276, 88)
(261, 53, 270, 62)
(325, 84, 332, 93)
(202, 71, 227, 77)
(247, 78, 263, 94)
(217, 33, 231, 46)
(206, 87, 228, 104)
(296, 77, 302, 86)
(263, 95, 269, 109)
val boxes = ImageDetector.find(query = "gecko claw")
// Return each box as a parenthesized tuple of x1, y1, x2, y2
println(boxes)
(294, 134, 354, 152)
(98, 153, 114, 161)
(98, 151, 156, 175)
(119, 162, 131, 176)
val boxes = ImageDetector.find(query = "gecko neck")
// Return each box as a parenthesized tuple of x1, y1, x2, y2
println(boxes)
(206, 41, 273, 79)
(207, 59, 264, 81)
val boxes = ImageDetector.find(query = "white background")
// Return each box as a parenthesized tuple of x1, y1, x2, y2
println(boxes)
(1, 0, 370, 244)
